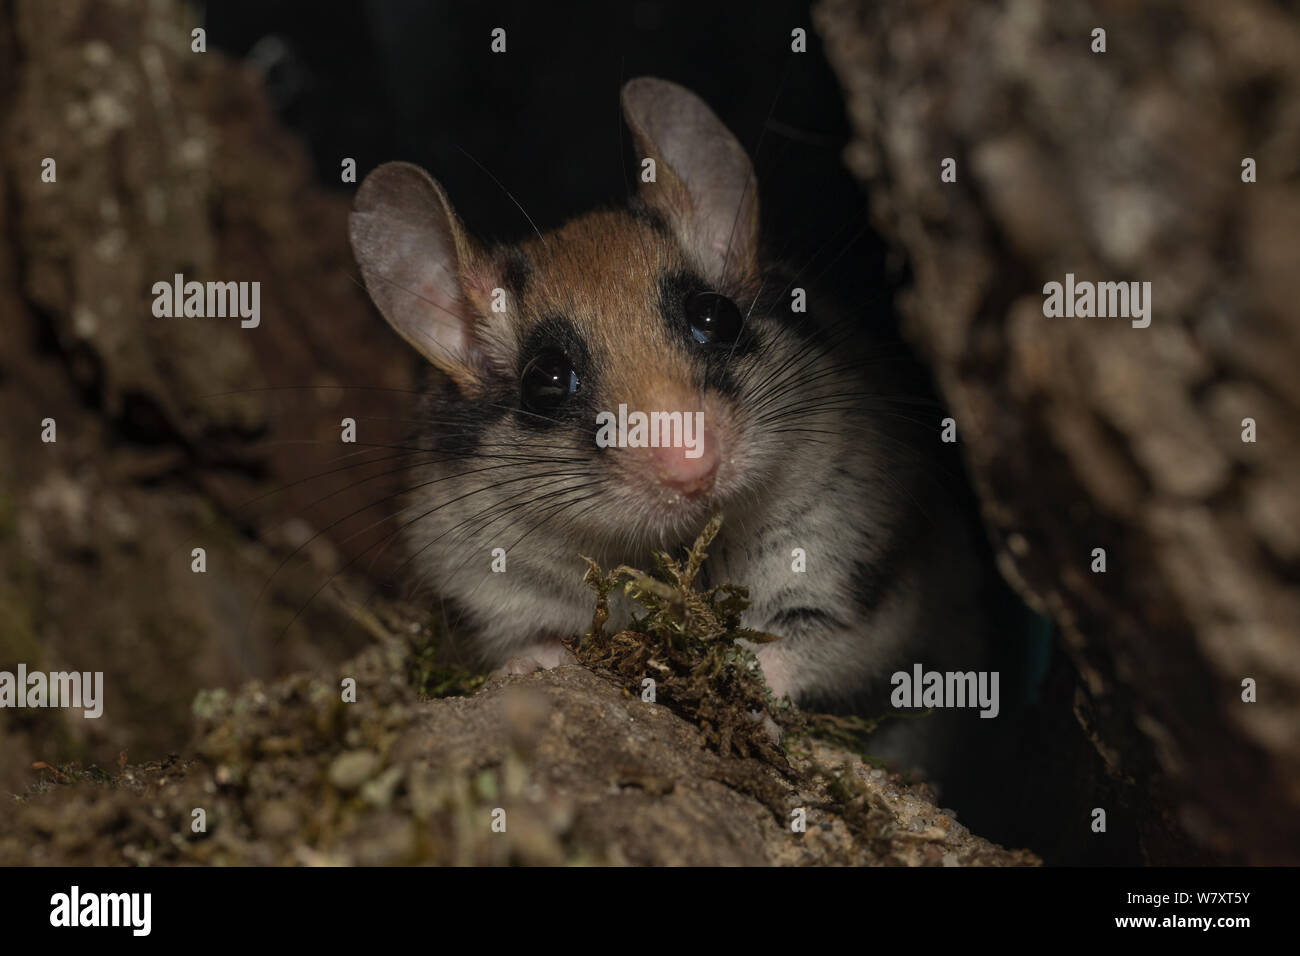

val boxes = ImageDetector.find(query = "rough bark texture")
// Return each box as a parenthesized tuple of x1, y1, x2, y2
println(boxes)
(815, 0, 1300, 863)
(1, 612, 1036, 867)
(0, 0, 414, 791)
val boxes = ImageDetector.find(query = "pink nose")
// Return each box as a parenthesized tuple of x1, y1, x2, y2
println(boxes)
(650, 429, 719, 496)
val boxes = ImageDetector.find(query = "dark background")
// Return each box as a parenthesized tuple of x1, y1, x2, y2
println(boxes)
(203, 0, 892, 312)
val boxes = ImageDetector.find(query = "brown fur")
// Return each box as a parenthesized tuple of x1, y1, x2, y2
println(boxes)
(480, 209, 710, 416)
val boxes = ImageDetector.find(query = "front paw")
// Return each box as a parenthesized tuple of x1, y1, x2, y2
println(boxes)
(747, 708, 783, 745)
(490, 639, 578, 679)
(753, 642, 793, 702)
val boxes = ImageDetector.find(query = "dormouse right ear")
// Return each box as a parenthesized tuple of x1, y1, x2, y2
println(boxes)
(622, 77, 759, 288)
(349, 162, 490, 391)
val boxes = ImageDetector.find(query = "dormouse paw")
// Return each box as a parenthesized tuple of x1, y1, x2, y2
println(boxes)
(753, 642, 793, 703)
(490, 639, 578, 679)
(747, 708, 783, 746)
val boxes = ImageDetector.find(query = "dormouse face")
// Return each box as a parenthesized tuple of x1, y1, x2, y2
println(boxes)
(350, 77, 820, 548)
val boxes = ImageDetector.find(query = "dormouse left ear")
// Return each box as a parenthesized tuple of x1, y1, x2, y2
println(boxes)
(348, 162, 503, 394)
(621, 77, 759, 287)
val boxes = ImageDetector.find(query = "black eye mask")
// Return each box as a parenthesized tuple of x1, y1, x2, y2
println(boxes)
(514, 314, 592, 430)
(520, 348, 580, 414)
(684, 291, 744, 345)
(655, 270, 761, 401)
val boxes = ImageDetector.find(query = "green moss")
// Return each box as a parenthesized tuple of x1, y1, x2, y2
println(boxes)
(572, 513, 919, 777)
(405, 611, 488, 700)
(573, 514, 790, 767)
(409, 638, 488, 699)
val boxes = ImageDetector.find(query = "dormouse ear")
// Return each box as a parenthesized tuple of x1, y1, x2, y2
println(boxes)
(349, 161, 490, 391)
(621, 77, 759, 286)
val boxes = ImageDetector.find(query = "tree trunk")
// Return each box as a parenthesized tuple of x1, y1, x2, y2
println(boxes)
(816, 0, 1300, 864)
(0, 0, 413, 790)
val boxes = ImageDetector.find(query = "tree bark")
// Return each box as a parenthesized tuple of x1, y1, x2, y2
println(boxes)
(0, 0, 414, 790)
(816, 0, 1300, 863)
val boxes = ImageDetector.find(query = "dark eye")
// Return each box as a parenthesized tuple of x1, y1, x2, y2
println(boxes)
(520, 349, 579, 413)
(684, 292, 743, 345)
